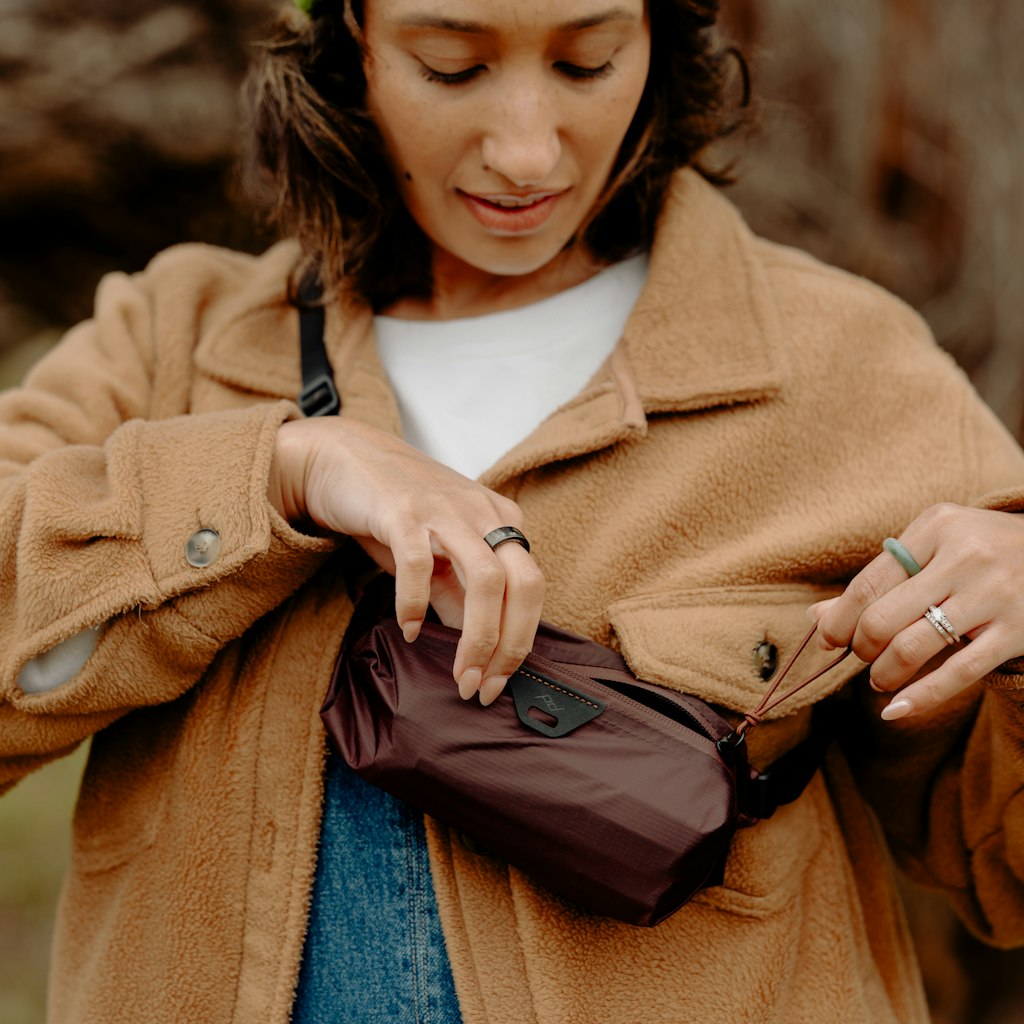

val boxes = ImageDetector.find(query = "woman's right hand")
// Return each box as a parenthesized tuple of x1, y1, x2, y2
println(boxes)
(267, 417, 544, 705)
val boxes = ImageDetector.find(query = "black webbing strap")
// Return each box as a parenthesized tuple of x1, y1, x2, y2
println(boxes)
(296, 272, 340, 417)
(737, 702, 838, 820)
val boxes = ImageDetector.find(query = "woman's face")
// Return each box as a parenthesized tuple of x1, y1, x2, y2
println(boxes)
(362, 0, 651, 293)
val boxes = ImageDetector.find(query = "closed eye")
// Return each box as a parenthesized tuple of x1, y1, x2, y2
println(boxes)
(556, 61, 614, 81)
(419, 63, 484, 85)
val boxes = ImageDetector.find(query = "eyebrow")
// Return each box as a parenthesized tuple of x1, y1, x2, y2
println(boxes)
(397, 7, 638, 34)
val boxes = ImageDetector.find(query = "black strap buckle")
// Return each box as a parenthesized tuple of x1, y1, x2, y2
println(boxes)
(298, 373, 340, 417)
(744, 769, 781, 821)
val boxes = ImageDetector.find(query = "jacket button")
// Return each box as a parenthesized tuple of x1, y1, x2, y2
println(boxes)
(185, 529, 222, 567)
(753, 641, 778, 681)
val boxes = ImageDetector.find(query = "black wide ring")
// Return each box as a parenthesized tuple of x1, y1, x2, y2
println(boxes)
(483, 526, 531, 554)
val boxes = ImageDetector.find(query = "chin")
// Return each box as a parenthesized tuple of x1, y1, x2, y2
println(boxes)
(461, 239, 578, 279)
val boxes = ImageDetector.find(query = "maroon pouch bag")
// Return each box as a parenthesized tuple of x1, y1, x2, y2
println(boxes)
(321, 575, 849, 927)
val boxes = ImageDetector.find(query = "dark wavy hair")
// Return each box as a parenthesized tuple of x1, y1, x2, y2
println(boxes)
(242, 1, 749, 310)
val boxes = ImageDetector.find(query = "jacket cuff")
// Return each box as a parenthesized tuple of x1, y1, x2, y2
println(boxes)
(125, 399, 336, 642)
(5, 400, 334, 683)
(975, 486, 1024, 513)
(986, 661, 1024, 693)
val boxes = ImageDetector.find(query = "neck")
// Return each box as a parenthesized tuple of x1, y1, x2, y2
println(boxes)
(383, 246, 604, 321)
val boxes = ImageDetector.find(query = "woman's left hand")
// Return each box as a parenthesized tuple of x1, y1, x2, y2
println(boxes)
(810, 503, 1024, 721)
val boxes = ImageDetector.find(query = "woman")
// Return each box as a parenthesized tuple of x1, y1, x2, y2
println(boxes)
(3, 0, 1024, 1021)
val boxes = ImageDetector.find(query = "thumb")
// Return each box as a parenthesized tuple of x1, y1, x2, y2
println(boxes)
(806, 596, 840, 623)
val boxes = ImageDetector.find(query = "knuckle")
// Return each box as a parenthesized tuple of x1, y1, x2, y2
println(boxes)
(846, 572, 887, 611)
(494, 496, 524, 525)
(515, 563, 546, 600)
(857, 607, 891, 648)
(400, 550, 434, 579)
(924, 502, 960, 529)
(381, 500, 421, 536)
(816, 619, 845, 648)
(951, 648, 989, 687)
(492, 640, 533, 674)
(885, 634, 922, 673)
(466, 630, 501, 661)
(470, 559, 506, 593)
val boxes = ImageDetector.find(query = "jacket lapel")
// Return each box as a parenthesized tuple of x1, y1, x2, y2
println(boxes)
(483, 172, 787, 488)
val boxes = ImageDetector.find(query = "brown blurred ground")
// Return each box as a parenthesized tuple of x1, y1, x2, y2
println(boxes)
(1, 1, 1024, 1022)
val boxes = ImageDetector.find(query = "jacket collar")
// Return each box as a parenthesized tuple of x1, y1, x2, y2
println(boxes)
(194, 172, 785, 479)
(621, 170, 784, 414)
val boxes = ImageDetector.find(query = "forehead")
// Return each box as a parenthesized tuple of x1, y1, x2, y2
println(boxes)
(365, 0, 646, 34)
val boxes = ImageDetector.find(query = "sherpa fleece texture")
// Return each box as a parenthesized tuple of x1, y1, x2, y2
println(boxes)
(1, 170, 1024, 1024)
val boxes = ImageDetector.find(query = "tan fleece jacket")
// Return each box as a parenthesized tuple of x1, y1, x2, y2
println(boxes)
(2, 170, 1024, 1024)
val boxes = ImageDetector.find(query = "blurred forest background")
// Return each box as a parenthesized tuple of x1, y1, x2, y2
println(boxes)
(1, 0, 1024, 1022)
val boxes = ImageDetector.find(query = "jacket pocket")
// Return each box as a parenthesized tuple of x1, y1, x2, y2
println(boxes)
(692, 773, 830, 917)
(607, 584, 865, 717)
(71, 704, 179, 873)
(607, 584, 860, 917)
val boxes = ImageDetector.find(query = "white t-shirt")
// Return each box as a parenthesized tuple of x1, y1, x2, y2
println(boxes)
(374, 254, 648, 480)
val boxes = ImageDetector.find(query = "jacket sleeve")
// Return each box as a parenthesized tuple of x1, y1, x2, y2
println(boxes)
(843, 391, 1024, 948)
(0, 257, 335, 793)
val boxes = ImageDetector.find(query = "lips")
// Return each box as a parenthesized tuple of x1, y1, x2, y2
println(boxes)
(458, 189, 566, 234)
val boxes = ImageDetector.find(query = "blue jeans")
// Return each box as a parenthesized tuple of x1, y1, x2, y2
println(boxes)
(291, 751, 463, 1023)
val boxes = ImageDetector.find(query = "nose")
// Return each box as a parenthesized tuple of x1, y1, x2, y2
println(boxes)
(480, 79, 562, 187)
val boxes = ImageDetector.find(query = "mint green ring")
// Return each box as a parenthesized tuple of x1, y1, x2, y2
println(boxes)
(883, 537, 922, 578)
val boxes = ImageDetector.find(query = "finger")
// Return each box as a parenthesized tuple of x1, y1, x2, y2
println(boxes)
(817, 548, 921, 651)
(388, 530, 436, 642)
(446, 534, 509, 698)
(878, 627, 1002, 721)
(868, 606, 965, 692)
(806, 597, 840, 650)
(848, 573, 956, 664)
(807, 597, 839, 623)
(479, 545, 545, 706)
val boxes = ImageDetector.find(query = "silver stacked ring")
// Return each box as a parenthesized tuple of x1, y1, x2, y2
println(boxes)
(924, 604, 960, 646)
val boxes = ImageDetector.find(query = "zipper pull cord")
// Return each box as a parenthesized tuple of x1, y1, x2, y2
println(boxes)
(735, 623, 853, 739)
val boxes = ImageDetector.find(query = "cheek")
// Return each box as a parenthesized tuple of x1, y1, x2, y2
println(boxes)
(578, 96, 643, 169)
(369, 86, 458, 187)
(577, 57, 650, 167)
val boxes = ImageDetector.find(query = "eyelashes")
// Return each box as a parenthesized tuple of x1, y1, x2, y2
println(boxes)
(418, 61, 614, 86)
(555, 61, 614, 81)
(419, 64, 484, 85)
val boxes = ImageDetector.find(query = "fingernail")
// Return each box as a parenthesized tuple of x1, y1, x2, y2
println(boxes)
(880, 699, 913, 721)
(816, 634, 838, 652)
(402, 619, 422, 643)
(457, 667, 482, 701)
(869, 677, 885, 693)
(478, 675, 509, 707)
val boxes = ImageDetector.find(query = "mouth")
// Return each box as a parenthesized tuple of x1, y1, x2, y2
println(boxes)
(457, 189, 567, 234)
(468, 191, 563, 209)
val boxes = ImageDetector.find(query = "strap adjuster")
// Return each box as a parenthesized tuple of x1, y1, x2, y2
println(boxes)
(298, 373, 340, 417)
(744, 769, 780, 821)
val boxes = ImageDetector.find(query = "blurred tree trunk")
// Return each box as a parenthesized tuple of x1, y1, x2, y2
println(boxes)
(0, 0, 277, 373)
(721, 0, 1024, 439)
